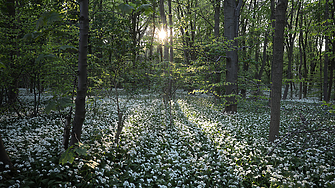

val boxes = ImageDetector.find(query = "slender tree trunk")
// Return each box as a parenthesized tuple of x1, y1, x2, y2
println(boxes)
(160, 0, 169, 61)
(223, 0, 242, 113)
(329, 61, 334, 99)
(268, 0, 276, 107)
(283, 0, 299, 100)
(258, 32, 268, 81)
(298, 12, 303, 100)
(0, 0, 16, 169)
(213, 0, 221, 98)
(176, 2, 190, 64)
(240, 13, 248, 98)
(70, 0, 89, 146)
(168, 0, 173, 62)
(149, 1, 157, 60)
(302, 22, 308, 98)
(269, 0, 288, 142)
(323, 0, 330, 102)
(319, 36, 323, 101)
(214, 0, 220, 38)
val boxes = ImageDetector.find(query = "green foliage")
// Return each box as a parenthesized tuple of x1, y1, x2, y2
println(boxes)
(321, 101, 335, 114)
(45, 96, 73, 114)
(36, 11, 62, 30)
(0, 61, 5, 69)
(118, 3, 134, 14)
(59, 142, 89, 165)
(35, 53, 58, 64)
(59, 45, 78, 52)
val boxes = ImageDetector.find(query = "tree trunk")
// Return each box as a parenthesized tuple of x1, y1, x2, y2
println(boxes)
(213, 0, 221, 98)
(258, 32, 268, 81)
(323, 0, 329, 102)
(269, 0, 288, 142)
(149, 1, 156, 60)
(302, 23, 308, 98)
(0, 134, 13, 171)
(298, 12, 303, 100)
(329, 60, 334, 99)
(319, 36, 323, 101)
(283, 0, 299, 100)
(268, 0, 276, 107)
(168, 0, 173, 62)
(223, 0, 242, 114)
(70, 0, 89, 146)
(214, 0, 220, 38)
(176, 2, 190, 64)
(160, 0, 169, 62)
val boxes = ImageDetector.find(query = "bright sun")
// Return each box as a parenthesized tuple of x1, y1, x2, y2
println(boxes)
(158, 29, 166, 41)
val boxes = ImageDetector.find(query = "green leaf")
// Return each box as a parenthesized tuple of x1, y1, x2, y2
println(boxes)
(58, 97, 73, 109)
(59, 148, 75, 165)
(74, 147, 88, 156)
(35, 53, 57, 64)
(118, 3, 134, 14)
(59, 45, 78, 52)
(137, 4, 153, 14)
(0, 61, 5, 69)
(22, 31, 42, 41)
(45, 100, 57, 114)
(47, 180, 56, 186)
(36, 11, 62, 30)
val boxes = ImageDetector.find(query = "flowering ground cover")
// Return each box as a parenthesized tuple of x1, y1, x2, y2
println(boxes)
(1, 90, 335, 187)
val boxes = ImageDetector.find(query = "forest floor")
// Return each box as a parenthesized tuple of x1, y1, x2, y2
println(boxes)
(1, 89, 335, 188)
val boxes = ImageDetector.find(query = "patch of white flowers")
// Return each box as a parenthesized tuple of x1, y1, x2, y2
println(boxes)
(0, 90, 334, 187)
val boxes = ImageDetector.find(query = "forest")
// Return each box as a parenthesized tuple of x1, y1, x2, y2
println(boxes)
(0, 0, 335, 187)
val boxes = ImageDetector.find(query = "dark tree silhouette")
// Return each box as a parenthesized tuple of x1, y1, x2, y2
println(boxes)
(70, 0, 89, 146)
(269, 0, 288, 142)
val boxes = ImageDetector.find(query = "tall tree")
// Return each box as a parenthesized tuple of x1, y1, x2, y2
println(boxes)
(168, 0, 173, 62)
(0, 0, 16, 171)
(269, 0, 288, 142)
(223, 0, 242, 113)
(160, 0, 169, 61)
(323, 0, 330, 102)
(283, 0, 300, 100)
(70, 0, 89, 146)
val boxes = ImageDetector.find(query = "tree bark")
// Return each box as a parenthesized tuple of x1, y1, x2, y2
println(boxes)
(283, 0, 300, 100)
(269, 0, 288, 142)
(176, 2, 190, 64)
(168, 0, 173, 62)
(268, 0, 276, 107)
(323, 0, 329, 102)
(160, 0, 169, 61)
(258, 32, 268, 81)
(214, 0, 220, 38)
(70, 0, 89, 146)
(223, 0, 242, 113)
(213, 0, 221, 98)
(0, 134, 13, 171)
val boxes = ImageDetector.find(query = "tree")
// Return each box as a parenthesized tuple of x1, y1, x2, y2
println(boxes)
(269, 0, 288, 142)
(70, 0, 89, 146)
(323, 0, 330, 102)
(160, 0, 169, 61)
(168, 0, 173, 62)
(223, 0, 242, 113)
(0, 134, 12, 171)
(283, 0, 300, 100)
